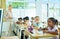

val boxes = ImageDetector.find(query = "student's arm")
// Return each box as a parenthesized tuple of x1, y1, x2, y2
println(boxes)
(42, 28, 48, 30)
(43, 30, 58, 35)
(48, 30, 58, 35)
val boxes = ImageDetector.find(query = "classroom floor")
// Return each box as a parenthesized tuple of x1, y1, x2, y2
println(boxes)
(0, 31, 19, 39)
(0, 36, 19, 39)
(2, 31, 15, 36)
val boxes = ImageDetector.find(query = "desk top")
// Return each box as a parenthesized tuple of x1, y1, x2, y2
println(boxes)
(25, 30, 58, 38)
(15, 23, 59, 38)
(0, 36, 19, 39)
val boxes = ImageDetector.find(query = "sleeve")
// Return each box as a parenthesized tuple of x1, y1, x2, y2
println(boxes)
(54, 26, 58, 31)
(54, 26, 59, 34)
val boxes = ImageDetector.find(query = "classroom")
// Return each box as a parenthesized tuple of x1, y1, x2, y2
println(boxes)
(0, 0, 60, 39)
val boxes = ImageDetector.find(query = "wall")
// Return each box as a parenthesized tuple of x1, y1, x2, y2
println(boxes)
(0, 0, 6, 10)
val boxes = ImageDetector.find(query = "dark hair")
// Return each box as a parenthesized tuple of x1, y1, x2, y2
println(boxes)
(25, 16, 29, 20)
(18, 18, 22, 20)
(23, 17, 26, 21)
(55, 19, 58, 25)
(48, 17, 58, 25)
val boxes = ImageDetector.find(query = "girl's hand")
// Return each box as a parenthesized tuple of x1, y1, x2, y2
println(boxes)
(43, 30, 48, 33)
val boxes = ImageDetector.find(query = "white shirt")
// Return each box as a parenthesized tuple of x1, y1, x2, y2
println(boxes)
(48, 26, 58, 32)
(5, 10, 12, 19)
(48, 26, 59, 39)
(5, 10, 13, 22)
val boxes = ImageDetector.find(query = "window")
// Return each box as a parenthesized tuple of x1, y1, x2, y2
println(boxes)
(6, 0, 36, 20)
(6, 0, 60, 21)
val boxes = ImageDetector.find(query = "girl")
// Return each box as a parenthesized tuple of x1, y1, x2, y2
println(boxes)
(43, 17, 59, 39)
(33, 16, 43, 30)
(31, 17, 35, 25)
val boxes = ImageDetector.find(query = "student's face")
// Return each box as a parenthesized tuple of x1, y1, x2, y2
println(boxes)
(35, 18, 40, 23)
(31, 17, 34, 20)
(26, 20, 29, 22)
(48, 19, 54, 27)
(18, 19, 22, 22)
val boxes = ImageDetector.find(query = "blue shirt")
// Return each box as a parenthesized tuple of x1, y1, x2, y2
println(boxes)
(33, 22, 43, 28)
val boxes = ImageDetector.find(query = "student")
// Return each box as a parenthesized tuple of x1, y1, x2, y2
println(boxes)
(16, 17, 22, 24)
(31, 17, 35, 25)
(23, 16, 31, 27)
(33, 16, 43, 30)
(43, 17, 59, 39)
(22, 16, 31, 39)
(23, 17, 26, 22)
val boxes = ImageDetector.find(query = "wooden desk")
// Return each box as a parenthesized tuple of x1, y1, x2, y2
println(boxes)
(14, 23, 27, 39)
(0, 36, 19, 39)
(15, 23, 58, 39)
(24, 30, 58, 39)
(58, 28, 60, 35)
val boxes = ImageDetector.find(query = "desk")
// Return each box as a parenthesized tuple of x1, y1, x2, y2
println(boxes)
(15, 24, 23, 38)
(14, 23, 58, 39)
(0, 36, 19, 39)
(58, 25, 60, 38)
(13, 23, 26, 39)
(24, 30, 58, 39)
(58, 28, 60, 35)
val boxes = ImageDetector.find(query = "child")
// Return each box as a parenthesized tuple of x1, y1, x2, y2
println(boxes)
(43, 17, 59, 39)
(16, 17, 22, 24)
(31, 17, 35, 25)
(23, 16, 31, 27)
(33, 16, 43, 30)
(22, 16, 31, 39)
